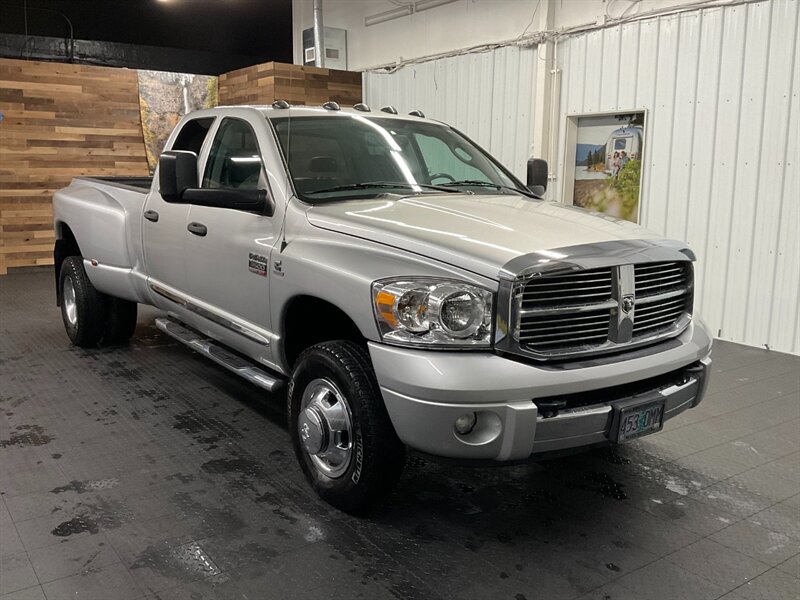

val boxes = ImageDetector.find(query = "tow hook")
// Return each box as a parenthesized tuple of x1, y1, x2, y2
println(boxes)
(536, 399, 567, 419)
(678, 363, 703, 386)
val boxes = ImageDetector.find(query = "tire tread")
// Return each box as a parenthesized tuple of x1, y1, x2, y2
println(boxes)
(60, 256, 106, 347)
(103, 297, 138, 344)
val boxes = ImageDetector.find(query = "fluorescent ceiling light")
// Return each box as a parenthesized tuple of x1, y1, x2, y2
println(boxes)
(365, 5, 413, 27)
(414, 0, 459, 12)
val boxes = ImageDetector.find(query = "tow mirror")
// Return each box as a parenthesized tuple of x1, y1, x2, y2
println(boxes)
(526, 158, 548, 196)
(159, 150, 198, 201)
(180, 188, 275, 216)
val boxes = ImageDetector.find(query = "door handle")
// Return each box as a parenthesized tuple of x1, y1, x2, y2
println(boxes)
(187, 222, 207, 237)
(144, 210, 159, 222)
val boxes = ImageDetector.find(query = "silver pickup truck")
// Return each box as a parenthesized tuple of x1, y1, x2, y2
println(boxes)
(53, 103, 712, 512)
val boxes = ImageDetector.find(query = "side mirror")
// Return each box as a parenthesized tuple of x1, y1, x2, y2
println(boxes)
(159, 150, 198, 201)
(180, 188, 275, 216)
(526, 158, 548, 196)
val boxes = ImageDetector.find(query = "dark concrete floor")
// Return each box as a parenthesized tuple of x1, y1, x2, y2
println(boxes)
(0, 269, 798, 600)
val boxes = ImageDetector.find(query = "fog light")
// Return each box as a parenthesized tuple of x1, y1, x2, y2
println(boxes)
(454, 412, 477, 435)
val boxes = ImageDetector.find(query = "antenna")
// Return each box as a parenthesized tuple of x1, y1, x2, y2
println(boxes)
(276, 78, 296, 253)
(279, 122, 291, 252)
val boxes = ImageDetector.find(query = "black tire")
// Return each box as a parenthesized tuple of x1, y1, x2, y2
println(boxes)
(59, 256, 106, 348)
(103, 297, 138, 345)
(288, 340, 405, 513)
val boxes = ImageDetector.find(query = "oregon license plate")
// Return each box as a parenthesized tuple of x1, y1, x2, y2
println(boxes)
(617, 400, 665, 442)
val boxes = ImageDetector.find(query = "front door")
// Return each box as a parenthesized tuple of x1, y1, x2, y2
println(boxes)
(182, 117, 278, 364)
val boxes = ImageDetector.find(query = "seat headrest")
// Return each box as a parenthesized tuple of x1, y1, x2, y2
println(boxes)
(226, 155, 261, 187)
(309, 156, 338, 173)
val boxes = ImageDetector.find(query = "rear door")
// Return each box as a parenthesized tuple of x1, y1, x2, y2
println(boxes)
(181, 116, 278, 356)
(142, 117, 214, 298)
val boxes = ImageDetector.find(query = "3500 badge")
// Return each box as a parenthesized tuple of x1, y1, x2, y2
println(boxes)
(248, 252, 268, 277)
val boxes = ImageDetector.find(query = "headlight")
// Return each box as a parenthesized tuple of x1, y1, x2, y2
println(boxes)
(372, 278, 493, 347)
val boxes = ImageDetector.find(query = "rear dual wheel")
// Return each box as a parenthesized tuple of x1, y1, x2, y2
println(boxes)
(59, 256, 138, 348)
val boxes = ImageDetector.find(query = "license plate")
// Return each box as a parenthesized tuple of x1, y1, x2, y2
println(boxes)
(617, 400, 665, 442)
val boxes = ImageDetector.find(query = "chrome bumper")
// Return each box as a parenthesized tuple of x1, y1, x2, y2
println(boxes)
(369, 320, 712, 461)
(529, 360, 709, 454)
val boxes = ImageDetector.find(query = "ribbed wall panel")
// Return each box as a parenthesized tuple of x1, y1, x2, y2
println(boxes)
(363, 0, 799, 354)
(554, 0, 799, 354)
(363, 45, 538, 177)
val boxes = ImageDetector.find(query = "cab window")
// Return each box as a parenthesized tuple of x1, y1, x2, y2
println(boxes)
(413, 133, 488, 183)
(203, 119, 263, 189)
(172, 117, 214, 155)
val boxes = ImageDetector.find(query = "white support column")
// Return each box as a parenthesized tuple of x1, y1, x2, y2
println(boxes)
(530, 0, 556, 170)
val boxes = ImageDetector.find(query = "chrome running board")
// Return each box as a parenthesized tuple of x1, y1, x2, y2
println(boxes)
(155, 317, 282, 393)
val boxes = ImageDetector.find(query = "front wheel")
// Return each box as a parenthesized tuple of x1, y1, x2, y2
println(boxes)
(288, 341, 405, 513)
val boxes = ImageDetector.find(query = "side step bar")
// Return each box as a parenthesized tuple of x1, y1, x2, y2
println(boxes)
(155, 317, 283, 393)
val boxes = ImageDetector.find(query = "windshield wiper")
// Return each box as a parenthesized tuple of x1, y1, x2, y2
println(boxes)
(306, 181, 461, 195)
(440, 180, 534, 197)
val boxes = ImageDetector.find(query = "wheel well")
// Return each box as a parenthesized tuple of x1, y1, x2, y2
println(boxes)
(283, 296, 364, 368)
(54, 223, 82, 306)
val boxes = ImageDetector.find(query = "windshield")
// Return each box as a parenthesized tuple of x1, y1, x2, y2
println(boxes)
(268, 115, 530, 202)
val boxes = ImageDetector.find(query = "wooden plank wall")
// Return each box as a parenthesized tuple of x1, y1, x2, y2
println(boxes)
(219, 62, 362, 107)
(0, 59, 361, 275)
(0, 58, 150, 275)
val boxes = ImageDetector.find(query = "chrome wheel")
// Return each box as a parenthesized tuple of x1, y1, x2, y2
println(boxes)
(298, 378, 353, 479)
(63, 276, 78, 326)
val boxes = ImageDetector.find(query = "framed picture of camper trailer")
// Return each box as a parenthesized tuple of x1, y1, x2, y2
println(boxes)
(561, 110, 647, 224)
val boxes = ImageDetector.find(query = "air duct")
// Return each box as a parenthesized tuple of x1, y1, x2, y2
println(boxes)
(313, 0, 325, 67)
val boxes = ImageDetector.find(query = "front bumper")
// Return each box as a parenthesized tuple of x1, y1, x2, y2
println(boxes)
(369, 320, 712, 461)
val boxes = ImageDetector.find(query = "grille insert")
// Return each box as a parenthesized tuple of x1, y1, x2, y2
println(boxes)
(521, 267, 613, 309)
(519, 307, 611, 351)
(513, 261, 692, 359)
(635, 262, 691, 298)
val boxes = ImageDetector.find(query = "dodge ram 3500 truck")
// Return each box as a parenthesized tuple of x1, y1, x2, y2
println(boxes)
(53, 103, 712, 512)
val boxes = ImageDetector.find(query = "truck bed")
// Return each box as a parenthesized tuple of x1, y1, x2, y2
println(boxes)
(53, 175, 155, 302)
(74, 176, 153, 193)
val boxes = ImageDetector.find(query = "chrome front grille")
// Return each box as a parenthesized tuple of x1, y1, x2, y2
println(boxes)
(509, 261, 692, 360)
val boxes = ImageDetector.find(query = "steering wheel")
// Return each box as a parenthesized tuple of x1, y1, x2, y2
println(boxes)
(429, 172, 456, 184)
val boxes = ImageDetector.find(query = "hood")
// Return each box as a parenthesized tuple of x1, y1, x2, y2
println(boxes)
(306, 194, 662, 279)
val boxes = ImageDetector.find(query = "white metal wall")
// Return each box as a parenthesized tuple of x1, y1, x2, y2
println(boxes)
(553, 0, 799, 354)
(364, 45, 539, 178)
(363, 0, 799, 355)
